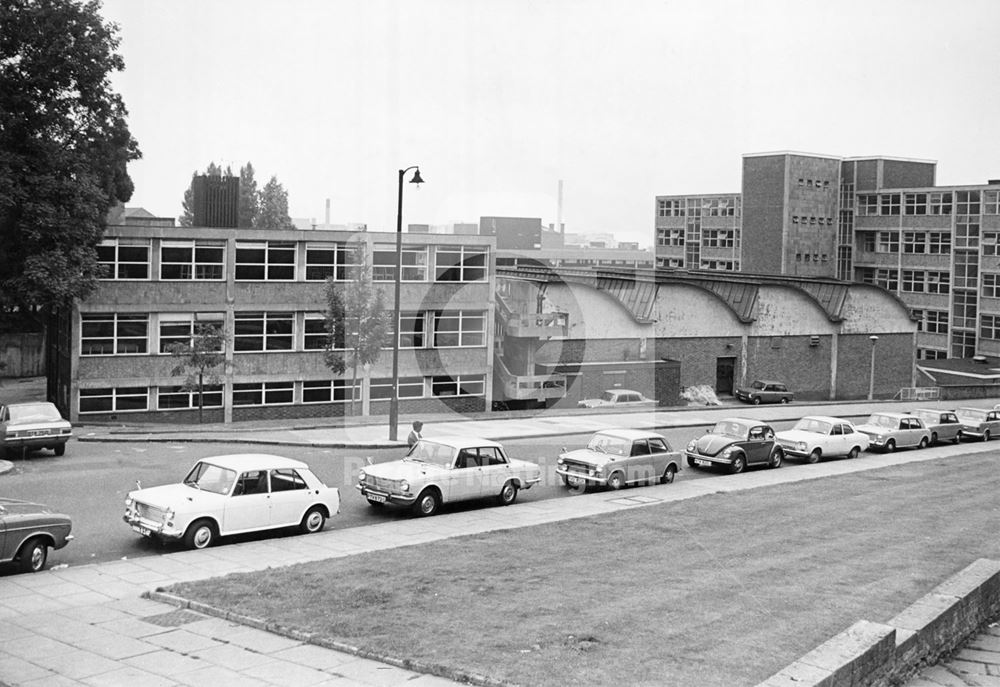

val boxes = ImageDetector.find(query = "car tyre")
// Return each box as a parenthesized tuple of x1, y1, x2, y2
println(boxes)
(184, 519, 217, 550)
(769, 449, 782, 469)
(730, 455, 746, 474)
(780, 397, 790, 404)
(952, 434, 960, 444)
(498, 481, 518, 506)
(54, 443, 66, 457)
(607, 471, 625, 490)
(984, 430, 991, 442)
(413, 489, 440, 517)
(806, 449, 821, 464)
(847, 446, 860, 460)
(931, 432, 938, 445)
(18, 537, 48, 573)
(300, 506, 326, 534)
(752, 397, 762, 405)
(885, 439, 896, 453)
(918, 437, 928, 449)
(660, 465, 677, 484)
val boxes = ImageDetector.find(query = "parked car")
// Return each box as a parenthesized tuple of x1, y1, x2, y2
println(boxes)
(734, 380, 793, 405)
(556, 429, 682, 489)
(684, 418, 783, 473)
(854, 412, 930, 452)
(955, 407, 1000, 441)
(0, 402, 72, 458)
(123, 454, 340, 550)
(907, 409, 962, 444)
(577, 389, 656, 409)
(357, 436, 541, 516)
(0, 497, 73, 573)
(775, 415, 870, 463)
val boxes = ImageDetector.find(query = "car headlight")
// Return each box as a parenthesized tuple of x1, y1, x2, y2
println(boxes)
(796, 442, 807, 452)
(124, 495, 133, 508)
(557, 457, 565, 465)
(358, 470, 366, 483)
(400, 480, 410, 493)
(721, 448, 732, 458)
(589, 468, 597, 476)
(686, 440, 696, 452)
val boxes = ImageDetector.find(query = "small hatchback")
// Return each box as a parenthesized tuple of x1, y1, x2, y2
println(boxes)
(684, 418, 783, 474)
(955, 407, 1000, 442)
(907, 409, 962, 445)
(734, 380, 793, 405)
(0, 402, 72, 458)
(854, 412, 930, 452)
(556, 429, 682, 489)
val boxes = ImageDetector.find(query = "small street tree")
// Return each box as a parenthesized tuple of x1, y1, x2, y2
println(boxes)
(323, 247, 391, 416)
(166, 322, 226, 424)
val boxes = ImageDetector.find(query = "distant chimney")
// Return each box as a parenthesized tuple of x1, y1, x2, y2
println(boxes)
(325, 198, 331, 225)
(193, 175, 239, 228)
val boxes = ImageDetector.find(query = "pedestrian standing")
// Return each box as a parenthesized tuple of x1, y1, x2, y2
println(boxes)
(407, 420, 424, 448)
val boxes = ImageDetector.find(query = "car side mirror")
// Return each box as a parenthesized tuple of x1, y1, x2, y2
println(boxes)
(365, 456, 374, 466)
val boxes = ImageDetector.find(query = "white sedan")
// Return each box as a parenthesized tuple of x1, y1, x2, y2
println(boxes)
(577, 389, 656, 409)
(123, 454, 340, 549)
(775, 415, 870, 463)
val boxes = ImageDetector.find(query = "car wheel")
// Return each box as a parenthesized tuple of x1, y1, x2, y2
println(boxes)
(931, 432, 938, 445)
(885, 439, 896, 453)
(498, 481, 518, 506)
(780, 397, 789, 404)
(806, 449, 821, 464)
(847, 446, 860, 460)
(54, 443, 66, 457)
(752, 397, 762, 405)
(984, 430, 991, 442)
(730, 455, 746, 474)
(769, 449, 782, 469)
(300, 506, 326, 534)
(18, 537, 48, 573)
(952, 434, 961, 444)
(183, 519, 217, 550)
(607, 471, 625, 490)
(413, 489, 440, 517)
(918, 437, 928, 449)
(660, 465, 677, 484)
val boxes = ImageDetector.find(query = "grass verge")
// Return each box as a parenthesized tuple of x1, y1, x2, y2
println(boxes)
(165, 452, 1000, 686)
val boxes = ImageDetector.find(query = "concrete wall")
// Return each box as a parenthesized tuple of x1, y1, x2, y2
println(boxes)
(1, 332, 45, 377)
(742, 155, 788, 274)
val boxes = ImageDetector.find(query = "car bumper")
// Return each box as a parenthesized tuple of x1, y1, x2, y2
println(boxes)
(684, 452, 731, 467)
(555, 467, 606, 484)
(355, 484, 417, 506)
(122, 514, 184, 541)
(3, 435, 70, 449)
(777, 447, 810, 458)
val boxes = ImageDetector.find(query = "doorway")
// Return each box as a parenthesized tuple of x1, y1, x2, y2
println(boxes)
(715, 356, 736, 395)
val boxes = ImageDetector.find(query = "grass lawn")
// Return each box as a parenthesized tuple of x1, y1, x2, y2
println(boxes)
(165, 452, 1000, 686)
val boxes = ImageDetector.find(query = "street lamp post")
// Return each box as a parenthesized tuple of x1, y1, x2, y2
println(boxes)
(868, 335, 879, 401)
(389, 166, 424, 441)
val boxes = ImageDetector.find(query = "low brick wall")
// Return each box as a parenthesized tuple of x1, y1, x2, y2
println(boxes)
(757, 558, 1000, 687)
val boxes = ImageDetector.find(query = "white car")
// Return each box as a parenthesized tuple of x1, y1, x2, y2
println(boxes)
(357, 436, 541, 516)
(775, 415, 870, 463)
(577, 389, 656, 409)
(123, 454, 340, 549)
(855, 412, 930, 452)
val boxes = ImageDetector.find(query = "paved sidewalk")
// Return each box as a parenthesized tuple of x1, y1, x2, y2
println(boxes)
(5, 398, 1000, 686)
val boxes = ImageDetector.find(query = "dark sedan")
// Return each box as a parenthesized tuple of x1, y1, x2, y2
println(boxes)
(0, 497, 73, 573)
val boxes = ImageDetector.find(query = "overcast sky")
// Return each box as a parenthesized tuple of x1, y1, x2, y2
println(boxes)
(100, 0, 1000, 247)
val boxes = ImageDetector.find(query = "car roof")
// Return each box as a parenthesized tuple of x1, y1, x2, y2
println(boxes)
(419, 435, 503, 450)
(797, 415, 851, 424)
(593, 428, 665, 441)
(911, 408, 954, 414)
(3, 401, 58, 408)
(750, 379, 785, 385)
(865, 411, 911, 419)
(604, 389, 640, 394)
(198, 454, 309, 471)
(957, 406, 991, 412)
(719, 417, 770, 428)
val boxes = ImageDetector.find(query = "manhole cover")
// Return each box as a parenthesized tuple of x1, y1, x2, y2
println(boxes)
(141, 609, 204, 627)
(607, 495, 661, 506)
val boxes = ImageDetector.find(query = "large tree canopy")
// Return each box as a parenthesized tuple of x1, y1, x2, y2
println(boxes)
(0, 0, 140, 316)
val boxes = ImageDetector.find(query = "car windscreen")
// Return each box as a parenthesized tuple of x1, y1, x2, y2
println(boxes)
(600, 391, 616, 402)
(7, 403, 63, 423)
(405, 440, 456, 468)
(587, 434, 630, 456)
(866, 414, 898, 428)
(711, 422, 747, 438)
(791, 418, 832, 434)
(183, 461, 237, 495)
(957, 409, 986, 420)
(750, 381, 766, 390)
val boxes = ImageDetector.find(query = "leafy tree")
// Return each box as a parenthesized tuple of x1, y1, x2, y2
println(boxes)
(166, 322, 226, 424)
(256, 175, 296, 230)
(0, 0, 141, 317)
(323, 246, 391, 415)
(238, 162, 259, 228)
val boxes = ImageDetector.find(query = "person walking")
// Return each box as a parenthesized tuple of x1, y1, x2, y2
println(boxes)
(407, 420, 424, 448)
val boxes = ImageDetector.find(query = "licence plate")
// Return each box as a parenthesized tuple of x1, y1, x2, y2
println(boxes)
(132, 525, 151, 536)
(367, 493, 387, 503)
(30, 430, 48, 437)
(695, 459, 712, 467)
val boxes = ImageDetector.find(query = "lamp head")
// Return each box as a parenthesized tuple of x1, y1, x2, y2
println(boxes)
(410, 168, 424, 186)
(869, 335, 879, 343)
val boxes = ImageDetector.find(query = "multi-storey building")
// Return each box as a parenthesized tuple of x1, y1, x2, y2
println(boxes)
(655, 151, 1000, 361)
(654, 194, 742, 271)
(48, 225, 495, 424)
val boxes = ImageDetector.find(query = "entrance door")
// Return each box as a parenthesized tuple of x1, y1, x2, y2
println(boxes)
(716, 356, 736, 395)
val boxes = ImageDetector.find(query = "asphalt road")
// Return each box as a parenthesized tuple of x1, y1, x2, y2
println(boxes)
(0, 417, 946, 573)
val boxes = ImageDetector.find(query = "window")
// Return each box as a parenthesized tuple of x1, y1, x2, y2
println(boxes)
(431, 374, 485, 397)
(955, 217, 980, 249)
(372, 244, 429, 282)
(918, 348, 947, 360)
(158, 314, 224, 353)
(957, 190, 981, 215)
(702, 229, 734, 248)
(857, 194, 879, 216)
(235, 241, 295, 280)
(869, 268, 899, 291)
(901, 270, 924, 293)
(983, 274, 1000, 298)
(902, 232, 926, 254)
(656, 229, 684, 247)
(432, 310, 485, 347)
(96, 239, 150, 280)
(985, 190, 1000, 215)
(234, 312, 293, 351)
(981, 315, 1000, 340)
(270, 469, 307, 492)
(305, 242, 361, 281)
(370, 376, 425, 400)
(232, 381, 294, 406)
(160, 240, 225, 280)
(397, 312, 425, 348)
(81, 313, 148, 355)
(303, 314, 330, 350)
(927, 232, 951, 254)
(904, 193, 928, 215)
(879, 194, 901, 215)
(657, 199, 684, 217)
(929, 192, 953, 215)
(927, 271, 950, 294)
(876, 231, 899, 253)
(79, 387, 149, 413)
(302, 379, 360, 403)
(918, 310, 949, 334)
(157, 385, 223, 410)
(435, 246, 488, 282)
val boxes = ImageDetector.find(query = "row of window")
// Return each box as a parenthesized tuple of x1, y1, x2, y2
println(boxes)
(794, 253, 830, 264)
(796, 177, 832, 190)
(79, 310, 487, 356)
(913, 309, 949, 334)
(860, 231, 952, 254)
(98, 239, 489, 283)
(856, 191, 991, 217)
(861, 269, 950, 294)
(78, 374, 487, 414)
(791, 215, 835, 227)
(657, 198, 740, 218)
(656, 228, 741, 248)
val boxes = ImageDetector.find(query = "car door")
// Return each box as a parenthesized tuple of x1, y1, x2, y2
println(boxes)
(940, 413, 960, 440)
(477, 446, 512, 497)
(447, 449, 482, 502)
(622, 439, 654, 483)
(267, 468, 309, 527)
(901, 418, 922, 446)
(744, 426, 770, 464)
(987, 411, 1000, 435)
(647, 437, 672, 476)
(224, 469, 272, 533)
(0, 509, 8, 562)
